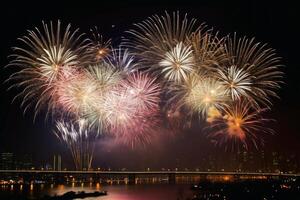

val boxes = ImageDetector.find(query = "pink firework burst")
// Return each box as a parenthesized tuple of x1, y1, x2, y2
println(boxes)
(123, 72, 161, 113)
(206, 100, 274, 150)
(55, 70, 100, 117)
(102, 72, 161, 146)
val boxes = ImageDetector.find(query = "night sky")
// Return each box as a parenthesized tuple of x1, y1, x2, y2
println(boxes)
(0, 0, 299, 169)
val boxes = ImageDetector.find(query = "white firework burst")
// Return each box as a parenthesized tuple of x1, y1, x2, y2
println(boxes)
(159, 42, 195, 82)
(184, 76, 229, 117)
(217, 65, 253, 100)
(7, 20, 91, 118)
(224, 33, 283, 107)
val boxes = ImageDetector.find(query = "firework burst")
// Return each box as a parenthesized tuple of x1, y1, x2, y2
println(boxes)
(216, 65, 253, 100)
(99, 72, 161, 146)
(106, 48, 138, 73)
(112, 116, 159, 148)
(124, 11, 203, 82)
(82, 64, 123, 129)
(183, 75, 229, 117)
(55, 71, 99, 117)
(5, 15, 285, 151)
(207, 100, 273, 150)
(222, 33, 283, 107)
(88, 27, 111, 62)
(189, 29, 227, 73)
(159, 42, 195, 82)
(124, 72, 161, 112)
(7, 21, 91, 118)
(102, 88, 137, 133)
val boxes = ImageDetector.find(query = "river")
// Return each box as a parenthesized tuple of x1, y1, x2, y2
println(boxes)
(0, 183, 194, 199)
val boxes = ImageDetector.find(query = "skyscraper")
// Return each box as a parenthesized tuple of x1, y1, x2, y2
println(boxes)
(53, 154, 62, 171)
(0, 152, 14, 170)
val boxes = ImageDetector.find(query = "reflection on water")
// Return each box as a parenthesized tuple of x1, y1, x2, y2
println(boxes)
(0, 183, 193, 200)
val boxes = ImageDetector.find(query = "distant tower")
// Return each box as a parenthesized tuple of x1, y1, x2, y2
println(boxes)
(53, 154, 62, 171)
(53, 155, 56, 171)
(57, 155, 62, 171)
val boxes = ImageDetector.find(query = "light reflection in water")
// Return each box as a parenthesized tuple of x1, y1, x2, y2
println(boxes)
(96, 183, 100, 189)
(0, 184, 193, 200)
(57, 184, 65, 191)
(47, 184, 193, 200)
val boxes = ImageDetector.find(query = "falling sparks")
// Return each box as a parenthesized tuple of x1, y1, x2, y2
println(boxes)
(223, 33, 283, 107)
(89, 26, 111, 62)
(207, 101, 274, 150)
(7, 20, 91, 118)
(6, 12, 284, 154)
(123, 11, 201, 80)
(55, 119, 98, 170)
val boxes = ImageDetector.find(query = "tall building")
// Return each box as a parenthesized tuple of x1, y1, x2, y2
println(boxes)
(53, 154, 62, 171)
(0, 152, 14, 170)
(272, 152, 279, 172)
(260, 150, 266, 172)
(57, 155, 62, 171)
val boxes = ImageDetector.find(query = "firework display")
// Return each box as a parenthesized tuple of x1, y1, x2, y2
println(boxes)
(206, 100, 274, 150)
(220, 34, 283, 107)
(124, 11, 202, 82)
(55, 119, 97, 170)
(7, 21, 92, 119)
(6, 12, 284, 168)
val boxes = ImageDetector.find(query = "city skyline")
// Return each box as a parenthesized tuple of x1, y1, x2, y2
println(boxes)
(0, 150, 299, 173)
(0, 0, 299, 170)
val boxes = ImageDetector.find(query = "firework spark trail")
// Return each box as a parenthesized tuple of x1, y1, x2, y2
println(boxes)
(88, 26, 111, 62)
(106, 48, 138, 73)
(207, 100, 274, 150)
(216, 65, 253, 101)
(102, 72, 161, 145)
(189, 29, 227, 74)
(221, 33, 283, 107)
(57, 63, 122, 120)
(6, 14, 284, 151)
(123, 72, 161, 112)
(54, 119, 98, 170)
(7, 21, 91, 119)
(178, 74, 229, 117)
(56, 71, 102, 117)
(82, 49, 140, 132)
(124, 11, 204, 82)
(159, 42, 195, 82)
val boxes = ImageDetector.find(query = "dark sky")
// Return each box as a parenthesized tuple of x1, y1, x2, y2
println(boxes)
(0, 0, 299, 169)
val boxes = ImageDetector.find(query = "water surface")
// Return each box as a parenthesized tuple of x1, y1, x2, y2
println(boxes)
(0, 183, 194, 199)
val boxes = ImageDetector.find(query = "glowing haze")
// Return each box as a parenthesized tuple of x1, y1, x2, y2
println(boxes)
(6, 11, 284, 167)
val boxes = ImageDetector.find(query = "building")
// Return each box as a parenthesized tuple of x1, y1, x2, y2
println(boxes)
(53, 154, 62, 171)
(272, 152, 280, 172)
(0, 152, 14, 170)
